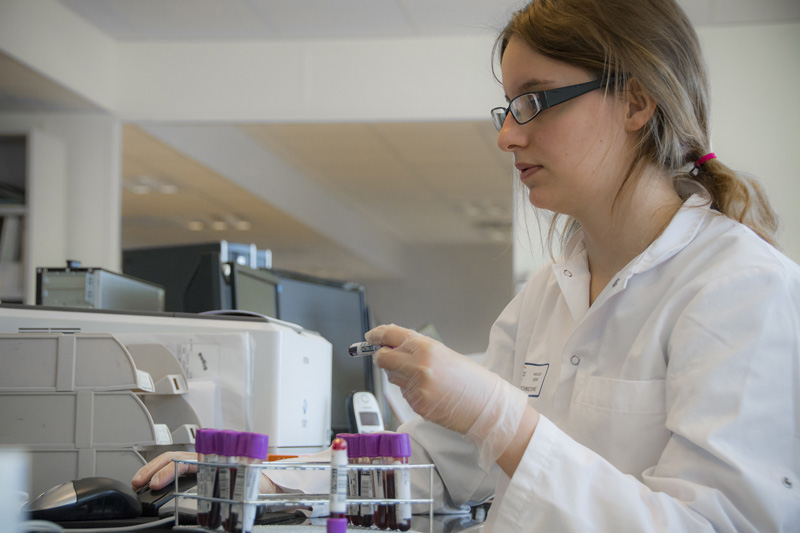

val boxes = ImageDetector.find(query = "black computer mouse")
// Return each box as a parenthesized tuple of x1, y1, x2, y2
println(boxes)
(26, 476, 142, 521)
(135, 473, 196, 517)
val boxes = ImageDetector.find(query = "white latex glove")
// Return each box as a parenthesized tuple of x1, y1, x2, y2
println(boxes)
(367, 324, 530, 469)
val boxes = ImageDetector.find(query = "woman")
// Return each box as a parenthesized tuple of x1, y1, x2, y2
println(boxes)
(367, 0, 799, 530)
(134, 0, 799, 530)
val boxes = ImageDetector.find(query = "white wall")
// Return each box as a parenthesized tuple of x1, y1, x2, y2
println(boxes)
(702, 23, 800, 257)
(0, 112, 122, 303)
(513, 22, 800, 287)
(363, 242, 513, 356)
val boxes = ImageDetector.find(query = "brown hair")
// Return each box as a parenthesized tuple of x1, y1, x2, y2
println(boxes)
(497, 0, 779, 248)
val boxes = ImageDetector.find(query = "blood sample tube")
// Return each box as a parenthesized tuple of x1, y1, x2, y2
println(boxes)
(337, 434, 361, 526)
(384, 433, 412, 531)
(358, 433, 376, 528)
(197, 429, 224, 529)
(206, 430, 230, 529)
(196, 428, 220, 529)
(328, 437, 348, 527)
(366, 433, 388, 529)
(221, 431, 239, 528)
(229, 432, 269, 533)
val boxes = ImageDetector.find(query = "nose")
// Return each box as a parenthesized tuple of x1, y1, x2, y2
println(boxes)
(496, 114, 528, 153)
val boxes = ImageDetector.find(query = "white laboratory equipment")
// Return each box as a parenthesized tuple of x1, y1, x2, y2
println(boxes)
(0, 304, 332, 497)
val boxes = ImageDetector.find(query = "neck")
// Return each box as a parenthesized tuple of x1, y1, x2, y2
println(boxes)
(580, 165, 682, 304)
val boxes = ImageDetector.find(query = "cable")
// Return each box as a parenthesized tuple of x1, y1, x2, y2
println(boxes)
(20, 521, 64, 532)
(21, 516, 178, 532)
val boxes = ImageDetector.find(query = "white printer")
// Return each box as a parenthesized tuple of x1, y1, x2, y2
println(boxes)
(0, 304, 332, 496)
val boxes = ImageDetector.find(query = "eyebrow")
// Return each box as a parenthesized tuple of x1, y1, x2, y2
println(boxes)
(505, 78, 556, 102)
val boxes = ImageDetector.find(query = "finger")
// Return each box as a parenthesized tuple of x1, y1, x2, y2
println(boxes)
(132, 452, 197, 490)
(132, 453, 174, 489)
(151, 455, 198, 490)
(366, 324, 419, 348)
(150, 464, 189, 490)
(380, 367, 410, 390)
(373, 346, 414, 374)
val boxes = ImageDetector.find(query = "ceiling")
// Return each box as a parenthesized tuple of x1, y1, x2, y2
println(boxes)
(56, 0, 800, 40)
(3, 0, 799, 281)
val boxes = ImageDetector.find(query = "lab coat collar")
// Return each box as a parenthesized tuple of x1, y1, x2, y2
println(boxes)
(626, 194, 710, 277)
(553, 194, 711, 319)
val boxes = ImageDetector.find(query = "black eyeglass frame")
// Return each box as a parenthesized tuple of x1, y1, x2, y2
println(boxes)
(491, 78, 609, 132)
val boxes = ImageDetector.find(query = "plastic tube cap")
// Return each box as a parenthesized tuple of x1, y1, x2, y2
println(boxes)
(238, 432, 269, 460)
(326, 517, 348, 533)
(380, 433, 411, 458)
(194, 428, 206, 454)
(223, 431, 241, 457)
(214, 430, 234, 457)
(195, 428, 218, 454)
(362, 433, 380, 458)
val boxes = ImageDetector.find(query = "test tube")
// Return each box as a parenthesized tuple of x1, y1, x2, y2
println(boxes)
(222, 431, 243, 532)
(329, 437, 348, 519)
(358, 433, 376, 528)
(383, 433, 412, 531)
(364, 433, 388, 529)
(195, 428, 215, 528)
(229, 432, 269, 533)
(337, 434, 361, 526)
(215, 431, 240, 529)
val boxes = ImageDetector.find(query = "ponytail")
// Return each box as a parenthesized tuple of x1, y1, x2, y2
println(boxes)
(690, 155, 779, 246)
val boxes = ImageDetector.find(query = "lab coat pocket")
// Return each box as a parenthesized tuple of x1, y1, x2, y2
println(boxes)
(574, 376, 666, 414)
(569, 376, 669, 476)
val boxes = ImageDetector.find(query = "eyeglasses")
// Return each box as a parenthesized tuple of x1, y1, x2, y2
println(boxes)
(491, 78, 606, 132)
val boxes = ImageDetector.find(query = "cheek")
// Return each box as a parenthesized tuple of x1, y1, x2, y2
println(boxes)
(533, 117, 597, 171)
(545, 110, 618, 175)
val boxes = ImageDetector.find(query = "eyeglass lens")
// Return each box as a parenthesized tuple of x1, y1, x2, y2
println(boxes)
(492, 93, 542, 132)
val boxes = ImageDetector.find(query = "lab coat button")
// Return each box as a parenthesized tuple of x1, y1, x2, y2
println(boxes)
(570, 355, 580, 365)
(783, 477, 793, 489)
(563, 269, 573, 277)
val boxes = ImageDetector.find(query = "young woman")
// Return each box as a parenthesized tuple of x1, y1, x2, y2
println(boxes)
(134, 1, 799, 530)
(367, 0, 799, 530)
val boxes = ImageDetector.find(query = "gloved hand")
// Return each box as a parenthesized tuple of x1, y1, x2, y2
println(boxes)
(366, 324, 531, 469)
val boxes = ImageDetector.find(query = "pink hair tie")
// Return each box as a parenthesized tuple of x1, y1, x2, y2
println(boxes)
(694, 152, 716, 168)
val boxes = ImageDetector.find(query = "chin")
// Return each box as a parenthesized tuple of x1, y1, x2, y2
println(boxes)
(527, 189, 553, 211)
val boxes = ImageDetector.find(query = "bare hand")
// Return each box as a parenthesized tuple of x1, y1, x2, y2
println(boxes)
(131, 451, 198, 491)
(131, 450, 284, 494)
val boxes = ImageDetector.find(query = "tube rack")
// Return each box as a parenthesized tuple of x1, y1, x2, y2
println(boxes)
(170, 458, 435, 532)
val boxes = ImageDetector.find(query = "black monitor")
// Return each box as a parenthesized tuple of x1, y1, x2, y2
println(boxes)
(123, 242, 270, 312)
(268, 269, 373, 436)
(182, 254, 279, 318)
(230, 264, 279, 318)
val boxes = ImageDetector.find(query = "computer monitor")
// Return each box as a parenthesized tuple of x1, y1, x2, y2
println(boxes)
(231, 264, 279, 318)
(268, 269, 373, 436)
(182, 254, 279, 318)
(122, 241, 271, 312)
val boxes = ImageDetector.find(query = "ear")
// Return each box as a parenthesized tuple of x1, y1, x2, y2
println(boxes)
(624, 78, 657, 133)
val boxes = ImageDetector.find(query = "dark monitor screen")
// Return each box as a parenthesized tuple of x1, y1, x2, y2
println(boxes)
(231, 266, 279, 318)
(269, 270, 372, 436)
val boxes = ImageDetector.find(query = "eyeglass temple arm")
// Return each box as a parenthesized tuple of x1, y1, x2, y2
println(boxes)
(540, 78, 606, 109)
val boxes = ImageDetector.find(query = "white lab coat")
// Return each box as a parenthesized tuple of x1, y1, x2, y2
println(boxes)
(403, 195, 800, 531)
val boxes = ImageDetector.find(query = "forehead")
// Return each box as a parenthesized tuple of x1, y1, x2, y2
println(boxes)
(500, 36, 589, 92)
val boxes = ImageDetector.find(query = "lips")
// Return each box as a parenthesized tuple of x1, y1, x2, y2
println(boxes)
(515, 162, 542, 182)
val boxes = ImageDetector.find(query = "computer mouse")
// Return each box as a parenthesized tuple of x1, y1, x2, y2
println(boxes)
(135, 473, 197, 517)
(26, 476, 142, 522)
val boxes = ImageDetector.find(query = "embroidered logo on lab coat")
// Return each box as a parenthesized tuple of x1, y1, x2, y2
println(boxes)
(521, 363, 549, 397)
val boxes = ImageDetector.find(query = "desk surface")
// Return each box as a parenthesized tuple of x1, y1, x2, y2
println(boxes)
(53, 513, 484, 533)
